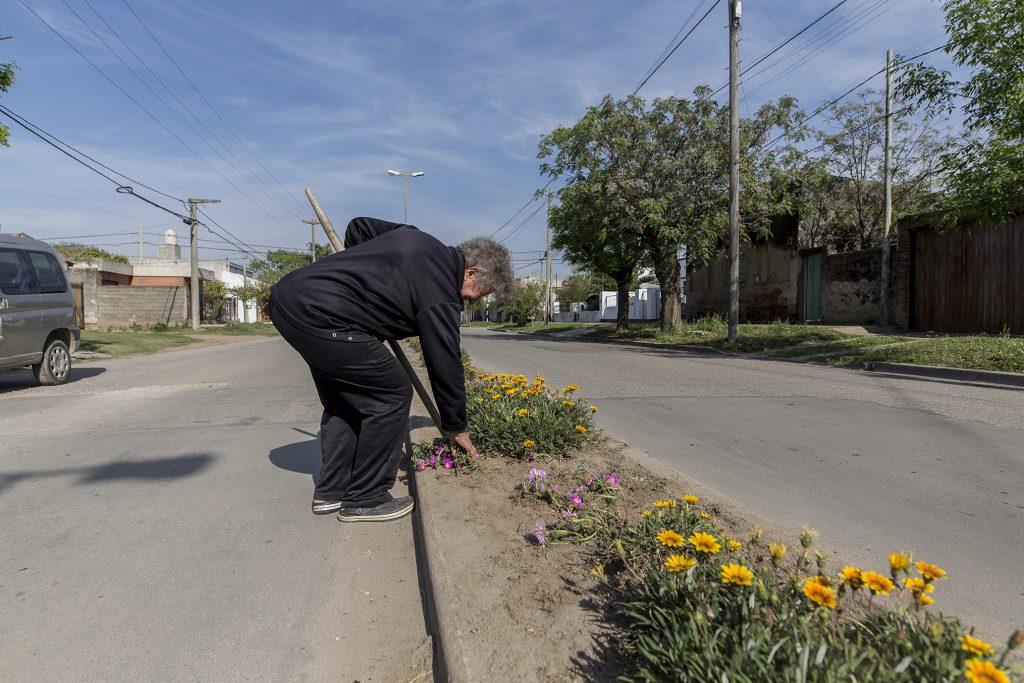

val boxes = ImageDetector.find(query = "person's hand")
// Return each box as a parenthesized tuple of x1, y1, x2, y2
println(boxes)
(449, 431, 479, 456)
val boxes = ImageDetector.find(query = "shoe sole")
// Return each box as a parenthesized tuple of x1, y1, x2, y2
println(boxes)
(312, 502, 343, 515)
(337, 503, 415, 523)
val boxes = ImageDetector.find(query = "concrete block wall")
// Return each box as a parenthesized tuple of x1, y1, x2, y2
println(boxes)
(92, 286, 188, 329)
(821, 247, 882, 324)
(685, 243, 800, 322)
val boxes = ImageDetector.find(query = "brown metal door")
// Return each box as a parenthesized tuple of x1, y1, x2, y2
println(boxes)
(913, 217, 1024, 334)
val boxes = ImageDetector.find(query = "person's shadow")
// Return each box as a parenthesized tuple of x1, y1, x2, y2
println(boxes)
(267, 428, 321, 484)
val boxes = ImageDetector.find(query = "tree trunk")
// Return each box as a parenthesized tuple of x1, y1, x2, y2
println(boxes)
(652, 244, 682, 332)
(615, 276, 631, 334)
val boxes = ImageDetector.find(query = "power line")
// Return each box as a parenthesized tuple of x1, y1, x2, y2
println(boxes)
(498, 200, 548, 245)
(119, 0, 308, 220)
(632, 0, 723, 96)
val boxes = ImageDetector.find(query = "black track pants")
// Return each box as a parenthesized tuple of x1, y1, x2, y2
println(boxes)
(271, 306, 412, 506)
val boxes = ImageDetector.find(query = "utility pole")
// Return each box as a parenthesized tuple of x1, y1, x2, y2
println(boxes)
(187, 197, 220, 330)
(303, 219, 320, 262)
(241, 251, 250, 323)
(879, 48, 894, 327)
(727, 0, 741, 344)
(138, 224, 144, 259)
(545, 191, 553, 323)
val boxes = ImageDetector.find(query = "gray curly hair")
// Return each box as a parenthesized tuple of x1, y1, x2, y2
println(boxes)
(458, 236, 516, 302)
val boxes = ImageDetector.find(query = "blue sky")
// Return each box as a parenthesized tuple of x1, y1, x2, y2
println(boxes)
(2, 0, 954, 278)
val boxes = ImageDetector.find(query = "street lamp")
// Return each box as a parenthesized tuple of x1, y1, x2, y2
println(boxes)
(386, 169, 424, 223)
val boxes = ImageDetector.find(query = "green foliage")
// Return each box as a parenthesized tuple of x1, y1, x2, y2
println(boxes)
(540, 90, 804, 331)
(465, 367, 596, 459)
(523, 468, 624, 545)
(556, 272, 601, 305)
(897, 0, 1024, 226)
(827, 334, 1024, 373)
(52, 243, 130, 264)
(202, 279, 229, 322)
(501, 280, 545, 325)
(1, 29, 15, 148)
(229, 281, 269, 317)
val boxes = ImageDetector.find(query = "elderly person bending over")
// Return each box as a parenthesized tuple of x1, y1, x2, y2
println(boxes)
(269, 217, 514, 522)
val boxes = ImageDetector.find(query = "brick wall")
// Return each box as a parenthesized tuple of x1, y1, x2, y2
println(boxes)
(821, 247, 882, 324)
(92, 286, 188, 328)
(685, 242, 800, 322)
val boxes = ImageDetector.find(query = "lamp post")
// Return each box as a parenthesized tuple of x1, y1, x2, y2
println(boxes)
(386, 169, 424, 223)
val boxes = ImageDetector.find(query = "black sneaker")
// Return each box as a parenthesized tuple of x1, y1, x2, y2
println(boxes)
(337, 496, 415, 523)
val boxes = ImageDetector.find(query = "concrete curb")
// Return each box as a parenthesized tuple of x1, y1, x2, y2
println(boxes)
(485, 327, 732, 357)
(861, 360, 1024, 388)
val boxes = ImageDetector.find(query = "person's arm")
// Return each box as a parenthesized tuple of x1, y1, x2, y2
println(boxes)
(343, 217, 408, 249)
(416, 302, 468, 434)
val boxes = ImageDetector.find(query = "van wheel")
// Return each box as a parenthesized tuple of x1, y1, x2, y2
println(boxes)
(33, 338, 71, 386)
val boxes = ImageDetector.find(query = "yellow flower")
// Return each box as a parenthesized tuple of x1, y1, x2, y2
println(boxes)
(903, 577, 934, 594)
(563, 384, 580, 393)
(889, 552, 912, 575)
(575, 425, 587, 433)
(653, 500, 676, 509)
(522, 439, 535, 448)
(689, 532, 721, 554)
(589, 405, 598, 412)
(657, 530, 685, 548)
(483, 387, 493, 393)
(699, 511, 710, 520)
(802, 578, 837, 608)
(562, 400, 574, 407)
(961, 634, 995, 657)
(681, 494, 700, 504)
(728, 540, 742, 552)
(861, 570, 895, 596)
(641, 510, 653, 519)
(527, 387, 541, 395)
(916, 561, 947, 581)
(769, 543, 787, 561)
(964, 658, 1010, 683)
(506, 388, 518, 396)
(516, 408, 528, 417)
(491, 394, 502, 401)
(476, 398, 485, 404)
(721, 563, 754, 586)
(838, 566, 863, 589)
(915, 593, 935, 606)
(665, 555, 697, 573)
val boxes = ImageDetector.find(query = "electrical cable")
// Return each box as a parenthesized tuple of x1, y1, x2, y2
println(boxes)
(632, 0, 712, 94)
(632, 0, 723, 96)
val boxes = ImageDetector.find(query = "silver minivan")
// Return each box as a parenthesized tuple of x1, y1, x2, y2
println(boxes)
(0, 233, 80, 385)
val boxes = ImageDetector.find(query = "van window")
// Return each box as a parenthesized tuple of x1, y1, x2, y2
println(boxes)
(26, 250, 68, 294)
(0, 248, 36, 295)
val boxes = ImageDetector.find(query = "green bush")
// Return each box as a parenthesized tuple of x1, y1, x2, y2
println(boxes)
(465, 364, 597, 458)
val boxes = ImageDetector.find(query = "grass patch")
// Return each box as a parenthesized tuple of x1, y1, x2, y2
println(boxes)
(197, 323, 279, 336)
(767, 334, 911, 359)
(79, 331, 201, 357)
(591, 315, 852, 352)
(483, 322, 602, 335)
(827, 334, 1024, 373)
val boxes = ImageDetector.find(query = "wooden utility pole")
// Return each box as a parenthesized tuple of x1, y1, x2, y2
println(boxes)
(879, 48, 894, 327)
(138, 224, 144, 259)
(545, 191, 553, 323)
(727, 0, 741, 344)
(304, 189, 344, 250)
(302, 218, 320, 262)
(187, 197, 220, 330)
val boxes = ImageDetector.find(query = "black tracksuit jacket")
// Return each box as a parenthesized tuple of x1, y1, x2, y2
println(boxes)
(270, 217, 467, 432)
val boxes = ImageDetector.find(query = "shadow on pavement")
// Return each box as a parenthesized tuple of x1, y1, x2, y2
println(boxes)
(267, 436, 320, 481)
(0, 366, 107, 394)
(0, 452, 214, 497)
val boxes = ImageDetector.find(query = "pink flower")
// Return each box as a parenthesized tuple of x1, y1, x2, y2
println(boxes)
(550, 484, 559, 493)
(441, 456, 454, 469)
(603, 472, 621, 487)
(561, 509, 577, 518)
(586, 475, 595, 486)
(415, 458, 427, 472)
(533, 522, 547, 545)
(569, 494, 584, 509)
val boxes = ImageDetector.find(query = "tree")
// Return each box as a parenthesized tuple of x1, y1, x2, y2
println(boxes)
(1, 29, 15, 148)
(501, 280, 545, 325)
(202, 279, 229, 323)
(230, 281, 267, 323)
(897, 0, 1024, 226)
(556, 272, 601, 306)
(249, 243, 331, 286)
(548, 180, 647, 333)
(796, 90, 951, 251)
(540, 90, 802, 331)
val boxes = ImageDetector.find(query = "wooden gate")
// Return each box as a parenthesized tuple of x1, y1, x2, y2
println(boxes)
(71, 283, 85, 328)
(912, 216, 1024, 334)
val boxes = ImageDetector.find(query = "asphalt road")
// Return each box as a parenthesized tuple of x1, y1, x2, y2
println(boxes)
(461, 327, 1024, 642)
(0, 337, 427, 682)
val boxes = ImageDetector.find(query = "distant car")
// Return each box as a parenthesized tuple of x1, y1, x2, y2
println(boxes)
(0, 233, 80, 385)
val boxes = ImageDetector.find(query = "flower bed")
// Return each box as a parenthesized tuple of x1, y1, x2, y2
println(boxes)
(410, 349, 1021, 681)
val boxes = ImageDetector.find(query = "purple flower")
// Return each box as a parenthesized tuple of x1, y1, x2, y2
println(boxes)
(533, 521, 547, 545)
(441, 456, 454, 469)
(603, 472, 621, 487)
(429, 454, 438, 468)
(527, 468, 547, 485)
(528, 452, 537, 462)
(561, 509, 577, 518)
(415, 458, 427, 472)
(550, 484, 559, 493)
(586, 475, 595, 486)
(569, 494, 584, 509)
(574, 485, 588, 494)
